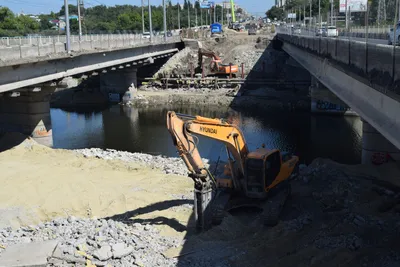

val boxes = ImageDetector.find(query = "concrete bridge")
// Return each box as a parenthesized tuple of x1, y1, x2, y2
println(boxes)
(276, 33, 400, 164)
(0, 35, 184, 148)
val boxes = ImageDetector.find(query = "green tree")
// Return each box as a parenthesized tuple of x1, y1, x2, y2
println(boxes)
(266, 6, 285, 21)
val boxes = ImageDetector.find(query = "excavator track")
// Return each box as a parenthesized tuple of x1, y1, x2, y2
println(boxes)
(262, 181, 291, 226)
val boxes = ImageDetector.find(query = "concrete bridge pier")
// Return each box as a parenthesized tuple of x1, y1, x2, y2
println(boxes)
(100, 67, 138, 103)
(0, 84, 56, 147)
(309, 76, 357, 116)
(362, 120, 400, 165)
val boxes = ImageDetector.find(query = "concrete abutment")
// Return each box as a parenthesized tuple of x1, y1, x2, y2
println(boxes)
(0, 85, 55, 147)
(309, 76, 357, 116)
(100, 68, 138, 103)
(362, 120, 400, 165)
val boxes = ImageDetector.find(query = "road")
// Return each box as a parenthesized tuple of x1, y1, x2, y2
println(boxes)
(278, 28, 388, 45)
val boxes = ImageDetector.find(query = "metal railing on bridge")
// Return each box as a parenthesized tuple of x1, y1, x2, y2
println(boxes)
(0, 33, 181, 62)
(276, 31, 400, 100)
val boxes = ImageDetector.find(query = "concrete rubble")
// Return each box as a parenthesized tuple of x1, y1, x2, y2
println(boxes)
(74, 148, 209, 176)
(0, 217, 182, 267)
(0, 154, 400, 266)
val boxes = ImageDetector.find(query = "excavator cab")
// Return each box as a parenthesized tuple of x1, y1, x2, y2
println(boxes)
(245, 148, 297, 199)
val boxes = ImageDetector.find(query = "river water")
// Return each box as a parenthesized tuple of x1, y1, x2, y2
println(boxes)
(51, 105, 362, 164)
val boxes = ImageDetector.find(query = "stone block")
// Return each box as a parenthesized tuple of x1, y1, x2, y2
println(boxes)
(349, 41, 367, 75)
(367, 44, 393, 89)
(0, 240, 58, 267)
(335, 39, 350, 64)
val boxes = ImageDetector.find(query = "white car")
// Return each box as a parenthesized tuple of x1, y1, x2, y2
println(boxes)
(142, 32, 151, 39)
(388, 22, 400, 45)
(322, 26, 338, 37)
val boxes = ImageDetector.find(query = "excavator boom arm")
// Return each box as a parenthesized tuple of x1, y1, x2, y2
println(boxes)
(166, 111, 249, 189)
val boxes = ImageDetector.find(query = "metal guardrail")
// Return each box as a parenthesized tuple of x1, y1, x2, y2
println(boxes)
(277, 26, 389, 41)
(276, 32, 400, 100)
(0, 34, 182, 62)
(0, 33, 181, 47)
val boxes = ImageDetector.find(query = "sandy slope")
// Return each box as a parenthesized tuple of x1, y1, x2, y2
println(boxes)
(0, 139, 193, 239)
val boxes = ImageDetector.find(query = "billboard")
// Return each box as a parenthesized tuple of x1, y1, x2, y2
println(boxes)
(287, 13, 296, 19)
(339, 0, 367, 12)
(200, 1, 214, 9)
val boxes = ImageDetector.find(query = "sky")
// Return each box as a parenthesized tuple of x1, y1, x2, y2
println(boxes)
(2, 0, 274, 16)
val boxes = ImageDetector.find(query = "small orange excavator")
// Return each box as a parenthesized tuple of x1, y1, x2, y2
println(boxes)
(167, 111, 299, 230)
(198, 48, 239, 77)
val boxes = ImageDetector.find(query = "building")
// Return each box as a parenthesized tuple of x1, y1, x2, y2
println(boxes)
(275, 0, 286, 7)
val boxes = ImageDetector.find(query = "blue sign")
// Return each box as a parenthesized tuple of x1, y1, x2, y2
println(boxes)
(210, 23, 222, 33)
(200, 1, 214, 8)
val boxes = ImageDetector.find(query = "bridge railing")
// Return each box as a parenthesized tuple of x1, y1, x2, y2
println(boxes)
(277, 25, 389, 41)
(0, 34, 182, 62)
(276, 32, 400, 99)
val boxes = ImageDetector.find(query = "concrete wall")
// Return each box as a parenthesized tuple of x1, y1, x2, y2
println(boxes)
(0, 41, 184, 92)
(281, 41, 400, 152)
(277, 34, 399, 93)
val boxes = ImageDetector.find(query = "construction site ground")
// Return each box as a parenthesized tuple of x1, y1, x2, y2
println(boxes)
(1, 30, 400, 267)
(1, 137, 400, 266)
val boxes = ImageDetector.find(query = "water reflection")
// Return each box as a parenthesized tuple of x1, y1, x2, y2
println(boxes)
(51, 105, 362, 164)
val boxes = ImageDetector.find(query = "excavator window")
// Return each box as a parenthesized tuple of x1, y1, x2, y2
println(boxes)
(245, 158, 264, 193)
(265, 151, 281, 187)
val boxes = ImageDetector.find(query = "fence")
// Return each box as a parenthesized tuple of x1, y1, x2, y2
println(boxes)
(0, 34, 182, 62)
(277, 25, 389, 41)
(276, 32, 400, 99)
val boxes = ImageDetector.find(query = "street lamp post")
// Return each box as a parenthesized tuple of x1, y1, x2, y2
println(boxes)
(77, 0, 82, 40)
(141, 0, 145, 33)
(163, 0, 167, 41)
(148, 0, 153, 42)
(64, 0, 71, 53)
(178, 2, 181, 29)
(188, 1, 191, 28)
(319, 0, 321, 26)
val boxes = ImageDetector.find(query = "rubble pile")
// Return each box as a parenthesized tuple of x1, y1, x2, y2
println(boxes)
(0, 217, 181, 267)
(74, 148, 209, 176)
(153, 47, 199, 79)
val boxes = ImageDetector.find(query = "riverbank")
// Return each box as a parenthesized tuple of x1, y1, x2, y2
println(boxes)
(1, 137, 400, 266)
(125, 89, 310, 112)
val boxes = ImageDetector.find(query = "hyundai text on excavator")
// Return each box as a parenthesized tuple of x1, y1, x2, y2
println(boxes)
(166, 111, 299, 230)
(198, 48, 239, 77)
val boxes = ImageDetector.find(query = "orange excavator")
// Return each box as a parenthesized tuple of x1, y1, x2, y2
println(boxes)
(167, 111, 299, 230)
(198, 48, 239, 77)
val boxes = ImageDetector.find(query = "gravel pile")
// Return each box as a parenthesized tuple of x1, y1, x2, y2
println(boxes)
(74, 148, 209, 177)
(0, 217, 181, 267)
(232, 49, 264, 72)
(153, 47, 199, 79)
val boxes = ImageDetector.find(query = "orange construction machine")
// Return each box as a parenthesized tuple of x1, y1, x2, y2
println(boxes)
(198, 48, 239, 77)
(167, 111, 299, 230)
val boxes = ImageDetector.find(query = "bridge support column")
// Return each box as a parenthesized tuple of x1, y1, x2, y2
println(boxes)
(310, 76, 357, 116)
(0, 85, 55, 147)
(100, 68, 137, 103)
(362, 120, 400, 165)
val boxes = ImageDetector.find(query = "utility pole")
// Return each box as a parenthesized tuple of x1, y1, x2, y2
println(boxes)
(318, 0, 321, 26)
(221, 4, 224, 25)
(188, 0, 190, 28)
(141, 0, 145, 33)
(213, 5, 216, 23)
(163, 0, 167, 41)
(345, 0, 348, 29)
(77, 0, 82, 40)
(64, 0, 71, 53)
(148, 0, 153, 41)
(309, 0, 312, 33)
(330, 0, 333, 25)
(178, 2, 181, 29)
(195, 7, 198, 26)
(201, 8, 203, 26)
